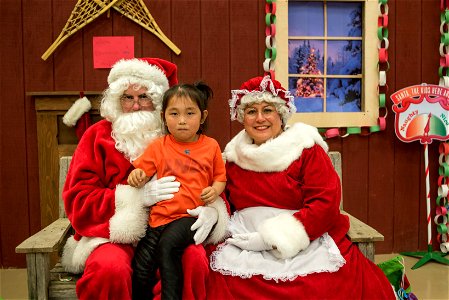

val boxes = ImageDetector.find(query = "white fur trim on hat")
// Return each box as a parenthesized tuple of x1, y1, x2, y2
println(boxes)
(224, 122, 328, 172)
(63, 97, 92, 127)
(107, 58, 169, 92)
(109, 184, 149, 243)
(258, 213, 310, 259)
(205, 196, 230, 245)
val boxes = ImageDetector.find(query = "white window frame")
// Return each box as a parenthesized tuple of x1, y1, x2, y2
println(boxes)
(276, 0, 379, 128)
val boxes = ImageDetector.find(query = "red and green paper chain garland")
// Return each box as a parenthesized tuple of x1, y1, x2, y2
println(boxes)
(437, 143, 449, 252)
(436, 0, 449, 253)
(440, 3, 449, 87)
(264, 0, 276, 79)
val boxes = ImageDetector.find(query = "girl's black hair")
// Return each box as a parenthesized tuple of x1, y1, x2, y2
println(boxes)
(161, 81, 213, 134)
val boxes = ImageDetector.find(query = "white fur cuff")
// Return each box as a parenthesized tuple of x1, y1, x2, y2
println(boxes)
(61, 235, 108, 274)
(205, 196, 230, 244)
(63, 97, 91, 127)
(109, 184, 149, 243)
(259, 213, 310, 259)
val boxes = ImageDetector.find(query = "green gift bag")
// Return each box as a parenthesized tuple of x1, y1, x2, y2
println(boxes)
(377, 255, 417, 299)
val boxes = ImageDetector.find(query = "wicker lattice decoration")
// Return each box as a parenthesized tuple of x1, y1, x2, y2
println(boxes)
(41, 0, 181, 61)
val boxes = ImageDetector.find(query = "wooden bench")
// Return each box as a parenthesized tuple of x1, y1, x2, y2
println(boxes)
(16, 152, 383, 300)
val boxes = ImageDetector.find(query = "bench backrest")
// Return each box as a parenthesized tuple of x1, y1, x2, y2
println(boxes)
(59, 156, 72, 218)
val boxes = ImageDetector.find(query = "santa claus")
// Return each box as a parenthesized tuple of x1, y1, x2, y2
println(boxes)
(61, 58, 228, 300)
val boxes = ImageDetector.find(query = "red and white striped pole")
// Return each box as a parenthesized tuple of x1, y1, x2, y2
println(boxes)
(424, 143, 432, 247)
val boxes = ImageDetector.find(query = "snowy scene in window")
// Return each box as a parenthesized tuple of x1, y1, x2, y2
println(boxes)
(288, 1, 362, 113)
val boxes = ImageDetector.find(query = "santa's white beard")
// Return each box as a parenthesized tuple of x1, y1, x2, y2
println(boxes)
(111, 111, 162, 162)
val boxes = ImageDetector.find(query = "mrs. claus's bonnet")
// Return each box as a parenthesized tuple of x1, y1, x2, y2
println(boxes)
(229, 75, 296, 125)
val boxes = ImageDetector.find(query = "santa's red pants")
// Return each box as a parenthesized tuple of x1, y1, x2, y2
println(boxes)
(76, 243, 134, 300)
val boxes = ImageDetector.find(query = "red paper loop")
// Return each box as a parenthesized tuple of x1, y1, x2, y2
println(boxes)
(437, 206, 448, 216)
(378, 15, 388, 27)
(325, 128, 340, 139)
(440, 54, 449, 67)
(438, 175, 447, 186)
(378, 117, 386, 130)
(441, 0, 449, 10)
(265, 2, 276, 15)
(436, 233, 449, 243)
(379, 48, 388, 63)
(440, 143, 449, 155)
(265, 24, 276, 36)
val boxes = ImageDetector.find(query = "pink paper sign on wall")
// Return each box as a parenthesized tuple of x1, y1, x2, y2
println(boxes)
(93, 36, 134, 69)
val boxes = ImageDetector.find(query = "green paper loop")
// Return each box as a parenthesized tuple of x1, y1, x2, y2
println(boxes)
(347, 127, 361, 134)
(439, 163, 449, 176)
(437, 223, 448, 234)
(377, 27, 388, 40)
(265, 47, 277, 60)
(370, 125, 381, 133)
(379, 93, 386, 108)
(436, 196, 448, 206)
(442, 33, 449, 46)
(265, 13, 276, 26)
(379, 0, 388, 4)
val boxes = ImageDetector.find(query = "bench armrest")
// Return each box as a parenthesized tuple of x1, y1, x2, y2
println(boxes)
(16, 218, 72, 254)
(342, 211, 384, 243)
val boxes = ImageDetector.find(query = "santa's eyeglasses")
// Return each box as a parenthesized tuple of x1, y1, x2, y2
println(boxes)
(120, 94, 153, 107)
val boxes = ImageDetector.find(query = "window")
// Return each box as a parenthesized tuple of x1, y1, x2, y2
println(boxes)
(277, 0, 379, 128)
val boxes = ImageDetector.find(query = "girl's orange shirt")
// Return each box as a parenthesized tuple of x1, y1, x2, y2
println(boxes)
(133, 134, 226, 227)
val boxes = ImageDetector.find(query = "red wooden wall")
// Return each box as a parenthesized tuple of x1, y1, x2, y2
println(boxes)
(0, 0, 443, 267)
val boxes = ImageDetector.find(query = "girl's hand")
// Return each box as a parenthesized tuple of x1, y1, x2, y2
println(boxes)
(127, 169, 147, 188)
(200, 186, 217, 204)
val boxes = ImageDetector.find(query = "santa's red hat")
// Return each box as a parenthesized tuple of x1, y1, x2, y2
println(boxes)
(63, 96, 92, 140)
(108, 57, 178, 92)
(229, 75, 296, 124)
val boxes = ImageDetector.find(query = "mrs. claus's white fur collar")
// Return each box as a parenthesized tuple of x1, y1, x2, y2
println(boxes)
(223, 122, 328, 172)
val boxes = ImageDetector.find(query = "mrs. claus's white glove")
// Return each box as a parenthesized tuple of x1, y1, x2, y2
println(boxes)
(227, 232, 273, 252)
(143, 176, 180, 207)
(187, 206, 218, 245)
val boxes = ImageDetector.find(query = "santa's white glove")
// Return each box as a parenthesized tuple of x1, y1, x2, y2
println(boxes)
(187, 206, 218, 245)
(227, 232, 273, 252)
(143, 176, 180, 207)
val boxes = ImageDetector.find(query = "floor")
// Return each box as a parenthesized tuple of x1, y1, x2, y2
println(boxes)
(0, 254, 448, 299)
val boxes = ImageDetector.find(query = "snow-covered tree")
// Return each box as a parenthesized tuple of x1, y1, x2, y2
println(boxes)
(295, 48, 324, 98)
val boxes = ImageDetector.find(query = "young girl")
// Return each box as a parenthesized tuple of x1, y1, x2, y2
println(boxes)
(128, 82, 226, 300)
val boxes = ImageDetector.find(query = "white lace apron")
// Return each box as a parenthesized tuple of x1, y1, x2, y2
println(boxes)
(210, 207, 346, 282)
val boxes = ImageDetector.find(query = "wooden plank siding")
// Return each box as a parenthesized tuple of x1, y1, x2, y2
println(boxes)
(0, 0, 444, 267)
